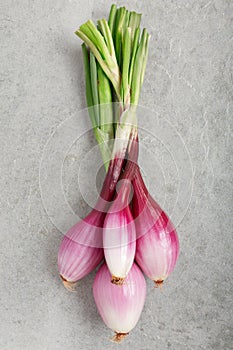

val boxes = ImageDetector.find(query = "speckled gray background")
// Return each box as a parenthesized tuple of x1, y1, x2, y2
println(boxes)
(0, 1, 232, 349)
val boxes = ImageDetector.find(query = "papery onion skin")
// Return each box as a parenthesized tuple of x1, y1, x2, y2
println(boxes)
(132, 167, 179, 284)
(103, 180, 136, 284)
(93, 262, 146, 338)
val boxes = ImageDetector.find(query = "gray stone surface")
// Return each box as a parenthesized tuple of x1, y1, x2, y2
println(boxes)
(0, 0, 232, 349)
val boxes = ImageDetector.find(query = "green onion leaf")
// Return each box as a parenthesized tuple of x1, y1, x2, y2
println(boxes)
(90, 52, 100, 126)
(108, 4, 117, 34)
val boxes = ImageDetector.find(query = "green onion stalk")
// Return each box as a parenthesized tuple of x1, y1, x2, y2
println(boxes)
(75, 4, 150, 172)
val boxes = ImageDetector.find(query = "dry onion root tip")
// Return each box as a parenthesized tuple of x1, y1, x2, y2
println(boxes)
(154, 279, 164, 289)
(60, 275, 78, 292)
(111, 276, 125, 286)
(111, 332, 129, 343)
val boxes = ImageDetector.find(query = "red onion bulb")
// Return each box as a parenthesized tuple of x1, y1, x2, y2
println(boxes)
(93, 262, 146, 342)
(58, 209, 105, 291)
(58, 156, 125, 291)
(133, 167, 179, 287)
(103, 180, 136, 284)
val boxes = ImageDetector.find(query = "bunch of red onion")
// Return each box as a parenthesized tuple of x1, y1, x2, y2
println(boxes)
(57, 4, 179, 342)
(58, 136, 179, 341)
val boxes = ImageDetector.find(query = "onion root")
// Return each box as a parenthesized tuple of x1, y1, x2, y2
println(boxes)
(154, 279, 164, 289)
(111, 276, 125, 286)
(111, 332, 129, 343)
(60, 275, 78, 292)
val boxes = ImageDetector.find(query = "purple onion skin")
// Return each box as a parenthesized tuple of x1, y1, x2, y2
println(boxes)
(132, 168, 179, 284)
(93, 262, 146, 336)
(103, 181, 136, 283)
(58, 210, 105, 283)
(58, 155, 126, 285)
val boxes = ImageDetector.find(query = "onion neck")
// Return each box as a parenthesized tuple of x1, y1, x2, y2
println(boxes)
(133, 166, 149, 198)
(94, 155, 125, 213)
(94, 111, 137, 212)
